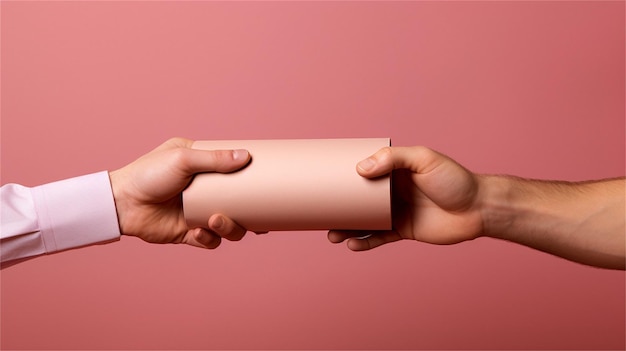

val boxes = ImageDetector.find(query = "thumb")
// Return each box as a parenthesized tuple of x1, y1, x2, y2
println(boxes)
(356, 146, 444, 178)
(356, 147, 394, 178)
(179, 148, 251, 174)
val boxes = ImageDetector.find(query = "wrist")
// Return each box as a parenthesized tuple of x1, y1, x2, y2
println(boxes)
(109, 170, 132, 237)
(477, 175, 519, 240)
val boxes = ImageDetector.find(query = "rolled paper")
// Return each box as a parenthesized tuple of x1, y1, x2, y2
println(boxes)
(183, 138, 391, 232)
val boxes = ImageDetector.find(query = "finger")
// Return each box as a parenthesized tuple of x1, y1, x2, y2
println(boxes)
(345, 231, 404, 251)
(356, 146, 446, 178)
(177, 148, 251, 174)
(209, 214, 248, 241)
(183, 228, 222, 249)
(327, 230, 366, 243)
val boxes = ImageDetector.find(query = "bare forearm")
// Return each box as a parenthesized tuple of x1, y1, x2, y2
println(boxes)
(479, 175, 625, 269)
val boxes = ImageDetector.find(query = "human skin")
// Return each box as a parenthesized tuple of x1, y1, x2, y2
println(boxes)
(109, 137, 251, 249)
(328, 146, 625, 270)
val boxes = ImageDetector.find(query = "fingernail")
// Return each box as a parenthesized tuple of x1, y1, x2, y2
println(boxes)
(212, 216, 224, 230)
(357, 157, 376, 172)
(232, 149, 248, 161)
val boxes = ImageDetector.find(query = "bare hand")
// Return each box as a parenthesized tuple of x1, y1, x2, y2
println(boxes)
(328, 146, 484, 250)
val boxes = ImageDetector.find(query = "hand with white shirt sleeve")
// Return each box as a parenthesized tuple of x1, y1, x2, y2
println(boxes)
(109, 137, 251, 249)
(1, 137, 251, 267)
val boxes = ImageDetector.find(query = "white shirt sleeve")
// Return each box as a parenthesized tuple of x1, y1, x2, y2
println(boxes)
(1, 171, 121, 265)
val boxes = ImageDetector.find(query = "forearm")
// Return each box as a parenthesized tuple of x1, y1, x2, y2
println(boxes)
(479, 175, 625, 269)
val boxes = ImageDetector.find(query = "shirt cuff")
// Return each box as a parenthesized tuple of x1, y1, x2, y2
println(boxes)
(30, 171, 121, 253)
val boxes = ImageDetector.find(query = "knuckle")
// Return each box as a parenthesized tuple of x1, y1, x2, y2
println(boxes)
(374, 146, 395, 165)
(170, 147, 190, 164)
(165, 137, 188, 147)
(375, 146, 394, 168)
(211, 150, 237, 170)
(378, 146, 393, 158)
(168, 136, 185, 144)
(212, 150, 231, 162)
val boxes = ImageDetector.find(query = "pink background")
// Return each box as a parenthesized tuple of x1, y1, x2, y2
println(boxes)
(1, 1, 624, 350)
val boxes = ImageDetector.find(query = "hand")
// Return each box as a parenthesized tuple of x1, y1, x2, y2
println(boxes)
(109, 137, 251, 249)
(328, 146, 484, 250)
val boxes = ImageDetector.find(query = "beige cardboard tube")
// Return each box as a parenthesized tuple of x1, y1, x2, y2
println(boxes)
(183, 138, 391, 232)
